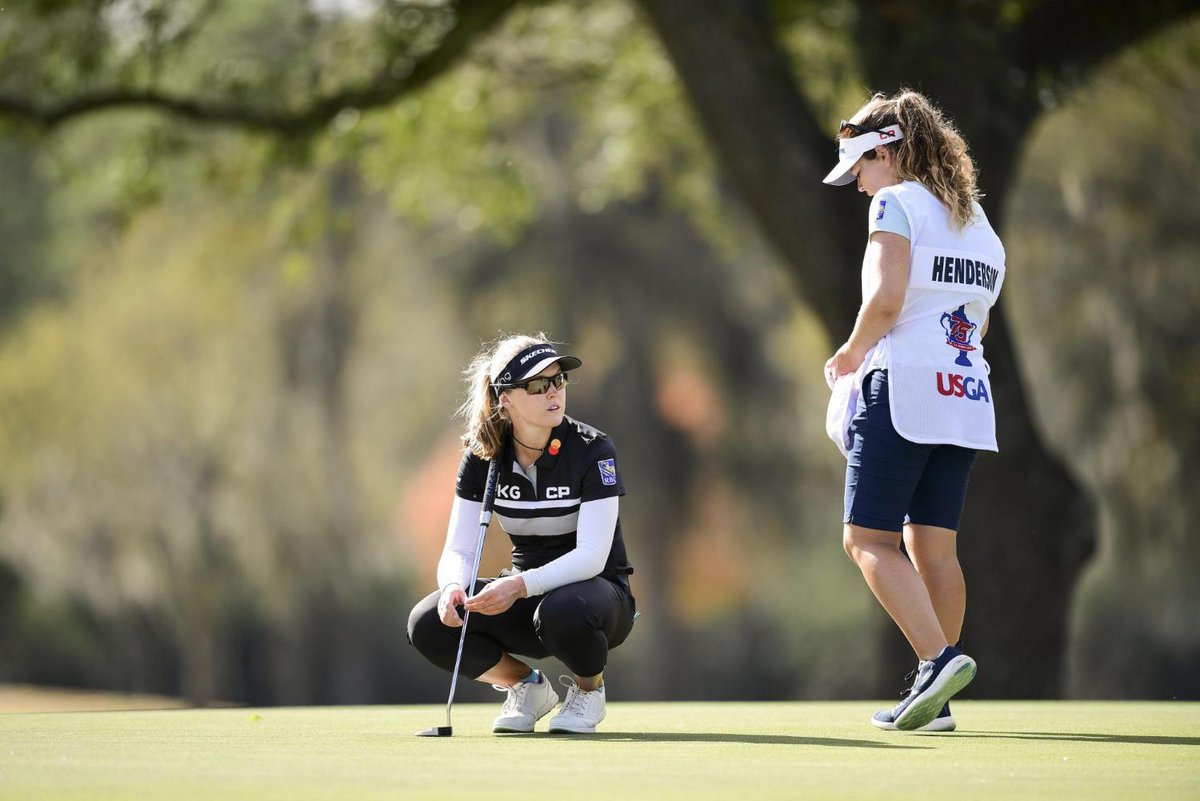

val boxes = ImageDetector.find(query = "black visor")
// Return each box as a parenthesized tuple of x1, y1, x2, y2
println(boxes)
(492, 343, 582, 388)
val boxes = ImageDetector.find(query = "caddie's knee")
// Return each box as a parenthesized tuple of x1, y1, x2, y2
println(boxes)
(842, 525, 899, 566)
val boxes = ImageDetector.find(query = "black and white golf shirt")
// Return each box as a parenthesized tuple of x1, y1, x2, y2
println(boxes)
(438, 416, 633, 596)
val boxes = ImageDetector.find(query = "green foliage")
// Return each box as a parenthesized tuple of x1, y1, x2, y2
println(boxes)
(355, 0, 735, 251)
(0, 1, 456, 111)
(0, 149, 473, 701)
(0, 134, 57, 326)
(356, 63, 539, 244)
(774, 0, 868, 131)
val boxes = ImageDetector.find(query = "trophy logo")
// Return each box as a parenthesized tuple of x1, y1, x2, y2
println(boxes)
(940, 305, 978, 367)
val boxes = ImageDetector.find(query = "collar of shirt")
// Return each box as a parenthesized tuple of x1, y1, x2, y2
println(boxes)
(503, 418, 570, 474)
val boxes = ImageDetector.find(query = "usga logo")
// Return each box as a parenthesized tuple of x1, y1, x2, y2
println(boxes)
(936, 373, 991, 403)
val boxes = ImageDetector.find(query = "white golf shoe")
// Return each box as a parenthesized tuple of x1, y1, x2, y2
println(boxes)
(548, 676, 606, 734)
(491, 673, 558, 734)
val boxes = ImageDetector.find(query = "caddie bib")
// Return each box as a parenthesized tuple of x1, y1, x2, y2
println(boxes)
(874, 183, 1006, 451)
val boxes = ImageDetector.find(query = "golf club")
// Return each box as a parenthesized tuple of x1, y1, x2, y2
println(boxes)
(415, 457, 500, 737)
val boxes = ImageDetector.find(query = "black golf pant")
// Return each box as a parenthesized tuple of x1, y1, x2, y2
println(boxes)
(407, 576, 636, 679)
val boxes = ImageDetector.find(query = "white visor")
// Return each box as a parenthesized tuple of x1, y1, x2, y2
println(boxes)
(822, 124, 904, 186)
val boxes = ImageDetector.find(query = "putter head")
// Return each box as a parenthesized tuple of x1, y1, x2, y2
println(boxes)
(414, 725, 453, 737)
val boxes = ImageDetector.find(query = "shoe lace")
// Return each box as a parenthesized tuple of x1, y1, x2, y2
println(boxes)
(557, 676, 594, 716)
(493, 682, 528, 714)
(899, 667, 918, 698)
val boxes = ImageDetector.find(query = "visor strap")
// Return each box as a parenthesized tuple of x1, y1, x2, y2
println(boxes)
(837, 124, 905, 161)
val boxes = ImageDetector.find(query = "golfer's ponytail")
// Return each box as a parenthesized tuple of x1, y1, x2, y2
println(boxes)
(458, 333, 549, 459)
(851, 89, 980, 229)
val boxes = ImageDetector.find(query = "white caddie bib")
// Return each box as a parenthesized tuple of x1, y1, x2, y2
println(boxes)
(886, 246, 1004, 449)
(886, 184, 1005, 450)
(827, 182, 1006, 455)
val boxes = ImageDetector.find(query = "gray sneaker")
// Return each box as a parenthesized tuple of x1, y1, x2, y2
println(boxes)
(491, 674, 558, 734)
(893, 646, 976, 731)
(872, 702, 956, 732)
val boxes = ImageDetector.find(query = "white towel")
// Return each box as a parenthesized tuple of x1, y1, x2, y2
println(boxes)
(824, 346, 875, 459)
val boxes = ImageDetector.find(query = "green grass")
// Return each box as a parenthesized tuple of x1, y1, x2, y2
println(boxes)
(2, 702, 1197, 800)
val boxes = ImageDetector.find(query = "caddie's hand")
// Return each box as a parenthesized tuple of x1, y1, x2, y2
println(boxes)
(825, 342, 866, 385)
(437, 584, 467, 627)
(464, 576, 528, 616)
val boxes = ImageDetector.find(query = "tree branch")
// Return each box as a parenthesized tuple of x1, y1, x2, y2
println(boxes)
(0, 0, 519, 135)
(1013, 0, 1200, 85)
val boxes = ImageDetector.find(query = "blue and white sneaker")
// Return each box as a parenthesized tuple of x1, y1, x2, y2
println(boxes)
(884, 646, 975, 731)
(872, 702, 955, 732)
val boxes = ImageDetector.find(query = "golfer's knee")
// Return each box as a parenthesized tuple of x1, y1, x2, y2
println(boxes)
(534, 591, 591, 642)
(406, 596, 443, 655)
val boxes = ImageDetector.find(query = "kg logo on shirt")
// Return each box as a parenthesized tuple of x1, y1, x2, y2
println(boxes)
(597, 458, 617, 486)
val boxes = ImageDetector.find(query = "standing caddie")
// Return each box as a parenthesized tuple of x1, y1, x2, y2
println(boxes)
(822, 89, 1006, 732)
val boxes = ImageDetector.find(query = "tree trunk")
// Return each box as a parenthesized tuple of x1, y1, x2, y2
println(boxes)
(638, 0, 1096, 697)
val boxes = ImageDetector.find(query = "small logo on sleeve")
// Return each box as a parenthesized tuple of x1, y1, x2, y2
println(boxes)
(875, 199, 887, 221)
(597, 458, 617, 486)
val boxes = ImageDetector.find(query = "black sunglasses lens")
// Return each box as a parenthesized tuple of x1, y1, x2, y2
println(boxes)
(523, 373, 568, 395)
(840, 120, 875, 137)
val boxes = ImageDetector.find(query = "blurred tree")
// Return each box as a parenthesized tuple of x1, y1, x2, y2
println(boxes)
(636, 0, 1200, 699)
(0, 137, 474, 703)
(1005, 19, 1200, 698)
(0, 135, 56, 326)
(2, 0, 1198, 699)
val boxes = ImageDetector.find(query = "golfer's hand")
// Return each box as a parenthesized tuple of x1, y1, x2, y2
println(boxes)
(825, 342, 867, 386)
(464, 576, 528, 616)
(437, 585, 467, 627)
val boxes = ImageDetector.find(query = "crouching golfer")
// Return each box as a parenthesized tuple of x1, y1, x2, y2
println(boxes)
(822, 90, 1006, 731)
(408, 334, 636, 734)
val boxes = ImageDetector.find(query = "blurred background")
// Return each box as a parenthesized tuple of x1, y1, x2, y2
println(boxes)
(0, 0, 1196, 708)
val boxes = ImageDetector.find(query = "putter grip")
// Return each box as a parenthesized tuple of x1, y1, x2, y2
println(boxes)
(480, 458, 501, 516)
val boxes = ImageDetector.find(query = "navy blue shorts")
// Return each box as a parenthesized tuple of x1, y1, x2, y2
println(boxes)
(844, 370, 977, 533)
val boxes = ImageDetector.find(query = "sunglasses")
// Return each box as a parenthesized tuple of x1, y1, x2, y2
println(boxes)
(499, 372, 570, 395)
(839, 119, 882, 137)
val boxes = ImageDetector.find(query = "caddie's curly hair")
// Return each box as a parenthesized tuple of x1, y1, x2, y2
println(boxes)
(847, 89, 981, 229)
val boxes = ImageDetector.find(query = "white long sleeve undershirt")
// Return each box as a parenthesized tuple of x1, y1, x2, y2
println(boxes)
(435, 495, 619, 597)
(435, 496, 482, 592)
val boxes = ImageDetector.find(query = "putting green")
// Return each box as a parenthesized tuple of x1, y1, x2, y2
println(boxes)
(2, 702, 1197, 800)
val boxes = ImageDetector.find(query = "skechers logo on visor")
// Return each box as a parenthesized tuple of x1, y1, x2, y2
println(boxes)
(494, 344, 558, 384)
(520, 346, 555, 366)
